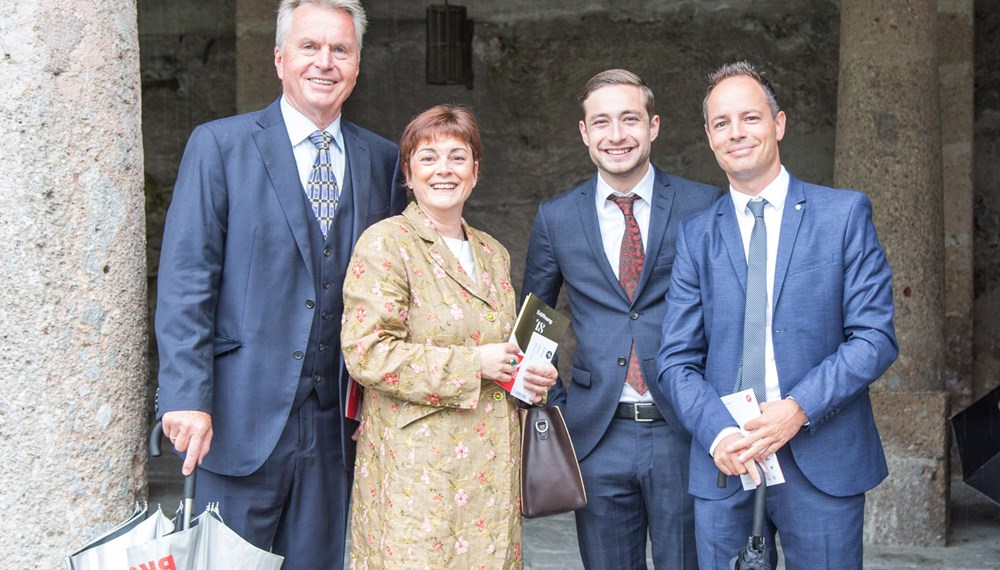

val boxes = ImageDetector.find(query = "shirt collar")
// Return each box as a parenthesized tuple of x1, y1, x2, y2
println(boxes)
(729, 165, 789, 213)
(597, 163, 655, 203)
(280, 95, 344, 151)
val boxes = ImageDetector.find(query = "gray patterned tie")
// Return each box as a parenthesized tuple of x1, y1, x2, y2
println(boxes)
(307, 130, 339, 237)
(738, 198, 768, 403)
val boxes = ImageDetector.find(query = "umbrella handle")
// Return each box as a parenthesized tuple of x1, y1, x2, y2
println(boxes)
(150, 420, 198, 530)
(716, 464, 768, 539)
(750, 462, 767, 541)
(150, 420, 166, 458)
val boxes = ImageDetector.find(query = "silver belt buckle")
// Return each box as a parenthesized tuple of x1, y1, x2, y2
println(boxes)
(633, 403, 654, 422)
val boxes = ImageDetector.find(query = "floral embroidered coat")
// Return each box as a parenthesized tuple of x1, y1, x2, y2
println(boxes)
(342, 202, 523, 569)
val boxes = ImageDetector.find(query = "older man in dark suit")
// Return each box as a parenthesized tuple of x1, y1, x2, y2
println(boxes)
(523, 69, 720, 569)
(154, 1, 405, 567)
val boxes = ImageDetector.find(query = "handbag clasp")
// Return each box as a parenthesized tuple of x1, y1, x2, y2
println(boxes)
(534, 419, 550, 439)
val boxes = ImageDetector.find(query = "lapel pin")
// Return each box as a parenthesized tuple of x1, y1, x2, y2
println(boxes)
(795, 204, 802, 211)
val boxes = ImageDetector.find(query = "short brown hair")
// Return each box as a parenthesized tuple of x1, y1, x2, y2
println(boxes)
(399, 105, 483, 180)
(702, 61, 780, 123)
(578, 69, 655, 119)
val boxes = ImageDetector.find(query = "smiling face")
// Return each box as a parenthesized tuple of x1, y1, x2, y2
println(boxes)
(579, 84, 660, 193)
(704, 75, 786, 196)
(274, 3, 360, 128)
(407, 135, 480, 225)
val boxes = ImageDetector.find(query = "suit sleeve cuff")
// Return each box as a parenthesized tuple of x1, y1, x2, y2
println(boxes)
(709, 426, 742, 457)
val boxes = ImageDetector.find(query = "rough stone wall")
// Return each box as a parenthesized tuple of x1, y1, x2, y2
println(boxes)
(0, 1, 146, 566)
(973, 0, 1000, 400)
(139, 0, 236, 395)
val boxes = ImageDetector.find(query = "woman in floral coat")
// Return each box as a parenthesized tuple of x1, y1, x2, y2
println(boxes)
(341, 105, 557, 569)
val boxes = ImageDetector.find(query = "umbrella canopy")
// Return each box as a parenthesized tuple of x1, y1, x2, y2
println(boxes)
(950, 384, 1000, 506)
(124, 504, 284, 570)
(65, 503, 174, 570)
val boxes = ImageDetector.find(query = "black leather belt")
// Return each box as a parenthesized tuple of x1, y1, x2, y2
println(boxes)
(614, 402, 663, 422)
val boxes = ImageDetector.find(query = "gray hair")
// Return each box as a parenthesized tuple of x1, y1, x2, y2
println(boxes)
(578, 69, 656, 120)
(702, 61, 780, 123)
(275, 0, 368, 52)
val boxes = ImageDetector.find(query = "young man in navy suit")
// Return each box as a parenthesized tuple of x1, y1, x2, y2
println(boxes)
(658, 61, 897, 569)
(155, 1, 406, 567)
(523, 69, 720, 569)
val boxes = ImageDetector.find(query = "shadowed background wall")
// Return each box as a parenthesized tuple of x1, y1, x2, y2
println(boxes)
(97, 0, 997, 559)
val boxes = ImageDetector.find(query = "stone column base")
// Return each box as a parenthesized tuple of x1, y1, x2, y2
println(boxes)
(865, 391, 950, 546)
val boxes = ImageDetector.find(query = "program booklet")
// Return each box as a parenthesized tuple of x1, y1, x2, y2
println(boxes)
(495, 293, 569, 403)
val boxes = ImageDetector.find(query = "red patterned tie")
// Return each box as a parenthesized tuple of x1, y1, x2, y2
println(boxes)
(609, 195, 647, 394)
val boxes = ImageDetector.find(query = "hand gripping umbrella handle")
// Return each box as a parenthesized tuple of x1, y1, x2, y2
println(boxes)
(150, 420, 198, 530)
(717, 463, 768, 538)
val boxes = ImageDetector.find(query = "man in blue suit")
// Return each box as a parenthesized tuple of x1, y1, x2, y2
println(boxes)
(523, 69, 720, 569)
(154, 1, 406, 567)
(658, 61, 898, 569)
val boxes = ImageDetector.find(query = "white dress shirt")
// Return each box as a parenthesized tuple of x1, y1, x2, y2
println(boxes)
(594, 164, 655, 404)
(280, 96, 347, 197)
(444, 236, 477, 282)
(710, 166, 790, 455)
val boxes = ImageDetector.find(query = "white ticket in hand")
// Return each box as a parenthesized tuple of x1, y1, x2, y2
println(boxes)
(720, 389, 787, 491)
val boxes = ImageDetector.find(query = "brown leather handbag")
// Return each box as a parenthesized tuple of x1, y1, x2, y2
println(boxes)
(519, 405, 588, 518)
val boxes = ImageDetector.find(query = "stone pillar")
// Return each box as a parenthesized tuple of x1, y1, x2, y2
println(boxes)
(236, 0, 281, 114)
(0, 1, 147, 566)
(835, 0, 949, 546)
(938, 1, 976, 410)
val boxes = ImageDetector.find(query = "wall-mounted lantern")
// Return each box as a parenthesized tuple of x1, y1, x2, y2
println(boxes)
(426, 2, 474, 88)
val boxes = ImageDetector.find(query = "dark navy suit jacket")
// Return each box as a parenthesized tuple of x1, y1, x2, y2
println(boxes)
(155, 98, 406, 477)
(657, 173, 897, 500)
(522, 166, 721, 460)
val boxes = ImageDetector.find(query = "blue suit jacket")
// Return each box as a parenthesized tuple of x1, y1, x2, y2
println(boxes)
(522, 166, 721, 460)
(657, 173, 897, 499)
(155, 99, 406, 477)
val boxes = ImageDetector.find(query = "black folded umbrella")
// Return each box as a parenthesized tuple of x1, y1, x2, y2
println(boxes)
(950, 384, 1000, 506)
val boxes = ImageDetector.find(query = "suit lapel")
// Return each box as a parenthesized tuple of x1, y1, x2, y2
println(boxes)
(718, 197, 748, 293)
(342, 122, 371, 243)
(772, 175, 806, 308)
(253, 99, 315, 279)
(636, 167, 675, 296)
(404, 204, 497, 309)
(576, 177, 629, 303)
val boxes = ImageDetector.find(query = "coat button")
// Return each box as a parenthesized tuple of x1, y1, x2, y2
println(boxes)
(493, 391, 504, 401)
(321, 311, 330, 320)
(323, 247, 331, 257)
(322, 280, 331, 289)
(617, 357, 627, 366)
(313, 374, 321, 384)
(318, 343, 326, 351)
(305, 299, 315, 309)
(293, 351, 304, 360)
(629, 311, 639, 320)
(486, 313, 496, 322)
